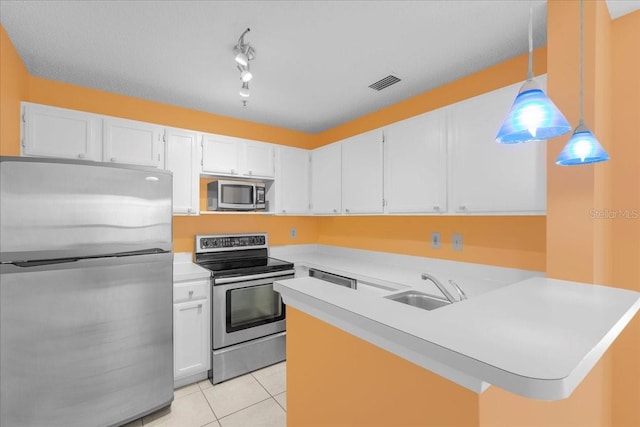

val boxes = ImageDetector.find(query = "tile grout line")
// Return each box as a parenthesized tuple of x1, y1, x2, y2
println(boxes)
(216, 395, 275, 422)
(199, 383, 220, 423)
(251, 372, 287, 413)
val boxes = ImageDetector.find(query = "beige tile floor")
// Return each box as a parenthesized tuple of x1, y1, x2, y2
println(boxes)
(121, 362, 286, 427)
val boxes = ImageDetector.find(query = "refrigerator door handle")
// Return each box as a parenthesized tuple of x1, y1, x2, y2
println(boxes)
(10, 257, 80, 268)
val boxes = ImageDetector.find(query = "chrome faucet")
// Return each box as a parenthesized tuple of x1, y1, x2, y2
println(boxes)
(421, 273, 467, 303)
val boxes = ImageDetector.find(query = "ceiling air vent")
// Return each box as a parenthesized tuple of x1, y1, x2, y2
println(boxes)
(368, 75, 401, 91)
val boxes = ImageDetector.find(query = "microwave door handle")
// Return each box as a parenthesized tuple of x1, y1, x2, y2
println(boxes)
(253, 185, 257, 209)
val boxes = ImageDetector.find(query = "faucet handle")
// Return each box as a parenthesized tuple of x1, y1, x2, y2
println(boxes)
(448, 279, 467, 301)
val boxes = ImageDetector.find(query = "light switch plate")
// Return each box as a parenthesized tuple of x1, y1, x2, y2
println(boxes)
(431, 232, 441, 249)
(452, 233, 463, 251)
(290, 227, 297, 239)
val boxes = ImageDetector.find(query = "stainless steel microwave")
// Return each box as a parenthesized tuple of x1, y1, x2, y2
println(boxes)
(207, 180, 266, 211)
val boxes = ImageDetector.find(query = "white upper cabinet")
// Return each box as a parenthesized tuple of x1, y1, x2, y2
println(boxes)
(201, 134, 274, 179)
(384, 108, 447, 214)
(22, 103, 100, 161)
(448, 78, 546, 214)
(201, 134, 241, 175)
(245, 141, 275, 178)
(311, 142, 341, 214)
(342, 130, 384, 214)
(103, 117, 163, 168)
(275, 146, 310, 214)
(165, 128, 200, 215)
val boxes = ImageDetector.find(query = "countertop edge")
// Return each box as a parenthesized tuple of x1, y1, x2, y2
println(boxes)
(275, 277, 640, 401)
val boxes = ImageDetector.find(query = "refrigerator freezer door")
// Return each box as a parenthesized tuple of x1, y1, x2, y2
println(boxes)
(0, 157, 172, 263)
(0, 252, 174, 427)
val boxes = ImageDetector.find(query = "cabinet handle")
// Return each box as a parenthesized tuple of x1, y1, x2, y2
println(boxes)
(248, 170, 253, 176)
(459, 205, 467, 211)
(333, 209, 337, 214)
(187, 208, 192, 213)
(282, 209, 286, 214)
(230, 169, 235, 175)
(189, 290, 194, 297)
(434, 205, 440, 211)
(78, 153, 85, 159)
(110, 157, 116, 162)
(346, 209, 350, 214)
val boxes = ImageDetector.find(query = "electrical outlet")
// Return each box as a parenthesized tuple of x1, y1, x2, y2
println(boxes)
(431, 232, 441, 249)
(290, 227, 297, 239)
(452, 233, 463, 251)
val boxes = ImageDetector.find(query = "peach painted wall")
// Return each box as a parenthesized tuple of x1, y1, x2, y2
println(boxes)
(0, 25, 29, 156)
(317, 216, 546, 271)
(610, 10, 640, 427)
(26, 76, 316, 150)
(287, 308, 481, 427)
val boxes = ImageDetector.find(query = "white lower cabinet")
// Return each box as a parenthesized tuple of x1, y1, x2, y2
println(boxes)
(173, 279, 210, 388)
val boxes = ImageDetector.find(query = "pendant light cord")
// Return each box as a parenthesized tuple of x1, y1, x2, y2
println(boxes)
(527, 3, 533, 80)
(579, 0, 584, 124)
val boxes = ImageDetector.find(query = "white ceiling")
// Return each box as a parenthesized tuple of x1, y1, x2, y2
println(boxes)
(1, 1, 631, 134)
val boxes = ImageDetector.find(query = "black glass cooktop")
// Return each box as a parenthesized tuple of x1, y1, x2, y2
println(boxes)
(197, 256, 293, 279)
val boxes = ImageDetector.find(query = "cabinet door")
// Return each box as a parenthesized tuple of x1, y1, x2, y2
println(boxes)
(174, 298, 210, 379)
(201, 134, 242, 175)
(449, 79, 546, 213)
(166, 128, 200, 215)
(103, 118, 162, 168)
(342, 130, 384, 214)
(385, 109, 447, 213)
(245, 141, 275, 178)
(276, 146, 310, 214)
(311, 142, 342, 214)
(22, 103, 100, 161)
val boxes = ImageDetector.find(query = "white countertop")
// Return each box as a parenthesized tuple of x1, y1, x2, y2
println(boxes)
(271, 245, 640, 401)
(173, 252, 210, 282)
(271, 244, 544, 299)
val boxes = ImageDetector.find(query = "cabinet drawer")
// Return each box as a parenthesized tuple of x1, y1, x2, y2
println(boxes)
(173, 281, 209, 303)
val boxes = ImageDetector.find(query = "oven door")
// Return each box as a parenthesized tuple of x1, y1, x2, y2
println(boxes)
(212, 273, 293, 349)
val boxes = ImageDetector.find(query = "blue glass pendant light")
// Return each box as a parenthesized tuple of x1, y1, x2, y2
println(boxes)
(496, 6, 571, 144)
(556, 0, 610, 165)
(556, 121, 609, 165)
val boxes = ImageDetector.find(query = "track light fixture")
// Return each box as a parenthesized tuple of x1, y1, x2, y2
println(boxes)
(233, 28, 256, 104)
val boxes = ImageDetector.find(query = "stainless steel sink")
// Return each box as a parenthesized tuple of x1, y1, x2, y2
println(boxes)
(385, 290, 451, 311)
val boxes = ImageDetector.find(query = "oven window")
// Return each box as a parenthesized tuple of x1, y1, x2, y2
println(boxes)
(221, 184, 254, 204)
(226, 284, 285, 332)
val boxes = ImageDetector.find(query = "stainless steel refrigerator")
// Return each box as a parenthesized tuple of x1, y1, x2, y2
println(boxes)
(0, 156, 174, 427)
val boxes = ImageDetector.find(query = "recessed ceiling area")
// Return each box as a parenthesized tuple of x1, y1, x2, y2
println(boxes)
(1, 1, 635, 134)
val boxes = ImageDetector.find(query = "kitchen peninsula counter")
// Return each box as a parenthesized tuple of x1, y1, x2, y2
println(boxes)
(271, 245, 640, 401)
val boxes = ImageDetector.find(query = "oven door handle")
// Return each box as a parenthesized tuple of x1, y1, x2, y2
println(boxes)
(214, 269, 296, 285)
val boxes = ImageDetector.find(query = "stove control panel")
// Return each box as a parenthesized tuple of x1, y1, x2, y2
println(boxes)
(195, 234, 268, 252)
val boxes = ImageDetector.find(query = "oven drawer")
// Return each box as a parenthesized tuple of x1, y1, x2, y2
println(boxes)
(174, 280, 209, 303)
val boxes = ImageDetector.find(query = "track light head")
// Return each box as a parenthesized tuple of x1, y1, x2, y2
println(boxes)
(239, 82, 250, 98)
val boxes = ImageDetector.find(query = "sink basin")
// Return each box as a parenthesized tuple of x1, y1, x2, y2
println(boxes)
(385, 290, 451, 311)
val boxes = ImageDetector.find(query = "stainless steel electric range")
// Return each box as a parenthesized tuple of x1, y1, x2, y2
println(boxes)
(194, 233, 295, 384)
